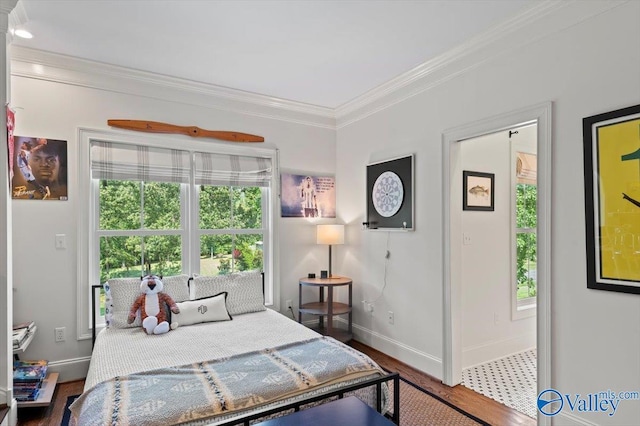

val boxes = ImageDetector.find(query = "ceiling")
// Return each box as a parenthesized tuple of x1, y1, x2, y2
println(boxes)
(12, 0, 538, 109)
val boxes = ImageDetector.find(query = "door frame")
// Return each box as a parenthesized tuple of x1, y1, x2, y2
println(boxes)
(442, 102, 552, 425)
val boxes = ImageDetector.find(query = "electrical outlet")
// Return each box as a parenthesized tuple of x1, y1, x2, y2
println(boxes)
(388, 311, 394, 324)
(285, 299, 292, 310)
(463, 233, 472, 245)
(55, 327, 66, 342)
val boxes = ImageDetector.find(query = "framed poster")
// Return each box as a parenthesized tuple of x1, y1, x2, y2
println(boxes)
(583, 104, 640, 294)
(365, 154, 414, 230)
(280, 172, 336, 218)
(12, 136, 68, 201)
(463, 170, 495, 211)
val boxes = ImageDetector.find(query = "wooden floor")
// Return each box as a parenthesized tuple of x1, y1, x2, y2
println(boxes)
(350, 341, 536, 426)
(15, 341, 536, 426)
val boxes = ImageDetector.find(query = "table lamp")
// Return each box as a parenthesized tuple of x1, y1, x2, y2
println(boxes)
(316, 224, 345, 277)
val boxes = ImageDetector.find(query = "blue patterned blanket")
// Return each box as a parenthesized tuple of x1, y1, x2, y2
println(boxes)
(70, 337, 384, 425)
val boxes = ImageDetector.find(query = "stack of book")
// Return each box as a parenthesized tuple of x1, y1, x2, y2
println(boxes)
(13, 360, 48, 402)
(12, 321, 35, 350)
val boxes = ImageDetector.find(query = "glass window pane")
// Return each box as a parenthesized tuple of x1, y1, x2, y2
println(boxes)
(232, 187, 262, 229)
(99, 236, 143, 283)
(99, 180, 141, 230)
(200, 186, 231, 229)
(516, 232, 537, 300)
(516, 184, 537, 228)
(200, 234, 232, 276)
(143, 182, 181, 229)
(235, 234, 264, 272)
(142, 235, 182, 276)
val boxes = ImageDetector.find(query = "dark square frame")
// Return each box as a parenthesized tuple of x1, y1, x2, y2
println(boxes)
(463, 170, 494, 211)
(365, 154, 414, 230)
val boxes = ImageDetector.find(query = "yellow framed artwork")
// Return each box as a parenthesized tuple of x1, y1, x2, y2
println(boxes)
(583, 104, 640, 294)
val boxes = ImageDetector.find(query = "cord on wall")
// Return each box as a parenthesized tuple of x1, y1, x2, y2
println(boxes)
(288, 306, 296, 321)
(363, 232, 391, 308)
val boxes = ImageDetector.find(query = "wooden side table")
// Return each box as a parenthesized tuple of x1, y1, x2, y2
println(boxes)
(298, 276, 352, 342)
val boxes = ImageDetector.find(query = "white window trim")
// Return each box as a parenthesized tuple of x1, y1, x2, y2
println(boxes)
(77, 127, 280, 340)
(510, 138, 536, 321)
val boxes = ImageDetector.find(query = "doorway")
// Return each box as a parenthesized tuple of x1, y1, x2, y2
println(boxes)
(442, 103, 552, 425)
(456, 123, 538, 418)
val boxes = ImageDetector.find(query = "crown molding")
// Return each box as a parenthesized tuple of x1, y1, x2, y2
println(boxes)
(335, 0, 626, 128)
(10, 46, 336, 129)
(8, 0, 627, 131)
(0, 0, 18, 16)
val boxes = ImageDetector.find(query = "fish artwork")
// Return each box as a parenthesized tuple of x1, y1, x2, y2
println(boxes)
(468, 185, 489, 197)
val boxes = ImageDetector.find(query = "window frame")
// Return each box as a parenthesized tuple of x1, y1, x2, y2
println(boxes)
(77, 128, 279, 340)
(510, 138, 537, 321)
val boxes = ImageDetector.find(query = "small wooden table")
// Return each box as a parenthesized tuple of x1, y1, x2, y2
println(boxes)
(254, 396, 395, 426)
(298, 276, 352, 342)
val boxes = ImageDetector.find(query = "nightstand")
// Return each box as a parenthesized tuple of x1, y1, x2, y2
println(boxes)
(298, 276, 352, 342)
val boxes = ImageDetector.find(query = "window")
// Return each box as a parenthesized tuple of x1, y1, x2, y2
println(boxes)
(512, 147, 537, 319)
(77, 130, 278, 338)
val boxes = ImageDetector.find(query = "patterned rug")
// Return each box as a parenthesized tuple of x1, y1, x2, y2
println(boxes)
(62, 377, 486, 426)
(393, 377, 488, 425)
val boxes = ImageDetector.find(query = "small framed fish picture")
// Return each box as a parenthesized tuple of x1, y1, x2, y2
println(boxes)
(463, 170, 494, 211)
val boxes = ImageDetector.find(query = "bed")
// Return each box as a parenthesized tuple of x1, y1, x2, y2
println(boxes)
(71, 272, 399, 425)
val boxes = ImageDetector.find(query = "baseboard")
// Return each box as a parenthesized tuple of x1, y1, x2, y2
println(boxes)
(554, 411, 600, 426)
(48, 356, 91, 383)
(462, 332, 536, 369)
(348, 320, 442, 379)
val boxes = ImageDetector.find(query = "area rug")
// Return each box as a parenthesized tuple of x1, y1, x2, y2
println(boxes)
(392, 376, 488, 425)
(61, 377, 487, 426)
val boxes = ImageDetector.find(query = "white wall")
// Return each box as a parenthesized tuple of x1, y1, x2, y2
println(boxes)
(460, 128, 536, 369)
(9, 58, 336, 381)
(6, 2, 640, 425)
(337, 2, 640, 425)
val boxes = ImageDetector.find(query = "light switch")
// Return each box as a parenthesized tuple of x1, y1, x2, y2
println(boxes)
(55, 234, 66, 249)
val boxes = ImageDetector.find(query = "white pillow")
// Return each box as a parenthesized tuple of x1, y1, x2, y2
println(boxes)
(107, 275, 191, 328)
(173, 292, 232, 327)
(192, 271, 265, 315)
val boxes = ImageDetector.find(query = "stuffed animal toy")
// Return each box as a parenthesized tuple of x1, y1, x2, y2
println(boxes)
(128, 275, 180, 335)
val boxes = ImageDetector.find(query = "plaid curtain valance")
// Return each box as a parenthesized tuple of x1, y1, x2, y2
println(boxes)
(91, 141, 190, 183)
(194, 151, 272, 187)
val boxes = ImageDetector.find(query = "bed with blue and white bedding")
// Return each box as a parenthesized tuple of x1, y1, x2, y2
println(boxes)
(71, 273, 397, 425)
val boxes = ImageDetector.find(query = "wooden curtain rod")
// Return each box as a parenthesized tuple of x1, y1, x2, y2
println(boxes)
(107, 120, 264, 143)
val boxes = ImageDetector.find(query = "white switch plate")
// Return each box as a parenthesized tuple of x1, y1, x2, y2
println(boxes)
(55, 234, 66, 249)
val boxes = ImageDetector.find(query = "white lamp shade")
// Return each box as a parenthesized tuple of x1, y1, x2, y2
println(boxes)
(317, 224, 345, 245)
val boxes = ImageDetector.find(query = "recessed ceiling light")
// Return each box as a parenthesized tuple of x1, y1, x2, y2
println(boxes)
(14, 29, 33, 39)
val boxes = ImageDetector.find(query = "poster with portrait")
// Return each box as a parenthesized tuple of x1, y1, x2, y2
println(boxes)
(6, 106, 15, 187)
(12, 136, 68, 200)
(583, 104, 640, 294)
(280, 173, 336, 218)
